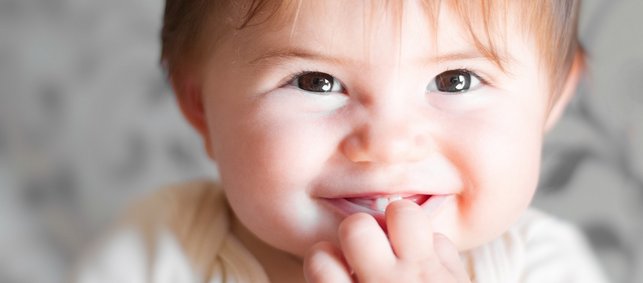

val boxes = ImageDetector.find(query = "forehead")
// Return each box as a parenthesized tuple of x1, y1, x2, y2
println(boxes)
(228, 0, 529, 69)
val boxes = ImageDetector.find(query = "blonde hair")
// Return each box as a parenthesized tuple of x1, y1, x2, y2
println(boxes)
(161, 0, 582, 97)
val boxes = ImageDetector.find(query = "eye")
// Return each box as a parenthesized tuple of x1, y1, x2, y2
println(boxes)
(290, 71, 344, 93)
(426, 69, 482, 94)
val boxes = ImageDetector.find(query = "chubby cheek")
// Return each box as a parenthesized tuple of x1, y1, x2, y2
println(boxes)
(434, 106, 544, 251)
(206, 96, 344, 256)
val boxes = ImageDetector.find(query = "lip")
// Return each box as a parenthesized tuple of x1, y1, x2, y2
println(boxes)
(322, 193, 454, 226)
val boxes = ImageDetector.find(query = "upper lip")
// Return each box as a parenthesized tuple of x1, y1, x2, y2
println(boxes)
(327, 192, 431, 199)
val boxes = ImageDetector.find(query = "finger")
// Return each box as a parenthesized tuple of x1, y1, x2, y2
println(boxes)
(433, 233, 471, 282)
(304, 241, 353, 283)
(385, 199, 434, 260)
(338, 213, 395, 280)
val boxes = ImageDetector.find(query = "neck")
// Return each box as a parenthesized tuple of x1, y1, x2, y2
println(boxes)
(231, 215, 306, 283)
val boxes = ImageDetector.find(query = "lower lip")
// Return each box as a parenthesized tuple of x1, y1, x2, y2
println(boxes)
(323, 194, 453, 225)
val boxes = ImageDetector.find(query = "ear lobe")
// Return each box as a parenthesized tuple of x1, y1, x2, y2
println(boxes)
(171, 75, 217, 160)
(544, 51, 586, 132)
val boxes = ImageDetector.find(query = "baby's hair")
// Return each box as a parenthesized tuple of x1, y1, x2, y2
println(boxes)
(161, 0, 582, 99)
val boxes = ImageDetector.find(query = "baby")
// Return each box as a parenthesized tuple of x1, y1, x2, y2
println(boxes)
(77, 0, 610, 282)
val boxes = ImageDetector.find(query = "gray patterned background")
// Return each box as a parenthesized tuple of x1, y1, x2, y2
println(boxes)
(0, 0, 642, 282)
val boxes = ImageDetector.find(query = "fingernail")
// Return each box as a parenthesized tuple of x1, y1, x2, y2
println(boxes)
(423, 194, 454, 216)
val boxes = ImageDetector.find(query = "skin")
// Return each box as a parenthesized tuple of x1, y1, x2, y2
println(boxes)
(174, 0, 582, 281)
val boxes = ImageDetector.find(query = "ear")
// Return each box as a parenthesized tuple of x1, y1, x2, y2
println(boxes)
(544, 51, 586, 132)
(171, 73, 217, 160)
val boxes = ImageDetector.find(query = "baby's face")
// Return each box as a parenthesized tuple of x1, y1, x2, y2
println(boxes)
(196, 1, 555, 257)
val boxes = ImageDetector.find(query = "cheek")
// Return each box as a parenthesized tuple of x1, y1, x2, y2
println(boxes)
(204, 96, 343, 255)
(436, 102, 545, 249)
(212, 99, 338, 189)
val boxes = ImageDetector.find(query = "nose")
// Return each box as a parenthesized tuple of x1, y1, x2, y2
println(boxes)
(340, 107, 433, 164)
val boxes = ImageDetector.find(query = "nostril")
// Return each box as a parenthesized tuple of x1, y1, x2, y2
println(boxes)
(341, 135, 370, 162)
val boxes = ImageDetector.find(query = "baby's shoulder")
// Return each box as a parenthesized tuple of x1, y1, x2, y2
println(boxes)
(511, 208, 585, 244)
(505, 208, 609, 282)
(75, 180, 231, 282)
(121, 179, 227, 228)
(466, 209, 608, 283)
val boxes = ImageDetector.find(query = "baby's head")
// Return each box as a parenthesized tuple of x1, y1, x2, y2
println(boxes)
(162, 0, 584, 257)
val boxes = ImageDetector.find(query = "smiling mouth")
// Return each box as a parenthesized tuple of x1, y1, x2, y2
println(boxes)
(323, 193, 434, 221)
(323, 193, 452, 229)
(324, 192, 453, 222)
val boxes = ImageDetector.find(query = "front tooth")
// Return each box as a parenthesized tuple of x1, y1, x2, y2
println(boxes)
(375, 197, 389, 212)
(374, 195, 402, 212)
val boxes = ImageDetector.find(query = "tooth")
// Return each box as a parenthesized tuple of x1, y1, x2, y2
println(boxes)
(374, 197, 388, 212)
(373, 195, 403, 212)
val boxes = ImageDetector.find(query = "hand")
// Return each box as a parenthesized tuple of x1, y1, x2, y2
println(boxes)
(304, 200, 471, 283)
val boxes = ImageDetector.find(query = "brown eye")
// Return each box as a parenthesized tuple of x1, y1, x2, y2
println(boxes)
(427, 69, 481, 94)
(294, 72, 343, 93)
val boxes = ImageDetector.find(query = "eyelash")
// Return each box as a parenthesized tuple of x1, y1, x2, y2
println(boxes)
(284, 70, 313, 86)
(443, 67, 491, 86)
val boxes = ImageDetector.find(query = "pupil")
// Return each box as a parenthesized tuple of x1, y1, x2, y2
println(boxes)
(313, 78, 331, 91)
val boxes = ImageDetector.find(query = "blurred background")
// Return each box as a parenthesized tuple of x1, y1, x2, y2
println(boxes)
(0, 0, 642, 282)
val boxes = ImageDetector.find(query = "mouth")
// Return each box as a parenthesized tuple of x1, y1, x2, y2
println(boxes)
(345, 194, 431, 212)
(323, 193, 451, 226)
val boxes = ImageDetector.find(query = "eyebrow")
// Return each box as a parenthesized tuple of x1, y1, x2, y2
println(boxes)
(248, 47, 513, 66)
(249, 48, 353, 65)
